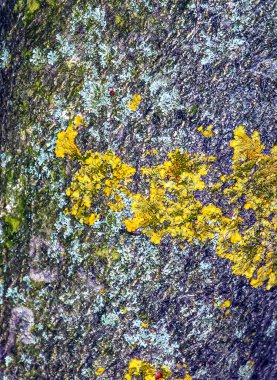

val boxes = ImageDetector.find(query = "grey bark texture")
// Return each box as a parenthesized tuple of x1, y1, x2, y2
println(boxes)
(0, 1, 276, 379)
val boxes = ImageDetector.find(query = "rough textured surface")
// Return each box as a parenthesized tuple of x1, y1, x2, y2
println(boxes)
(0, 1, 276, 379)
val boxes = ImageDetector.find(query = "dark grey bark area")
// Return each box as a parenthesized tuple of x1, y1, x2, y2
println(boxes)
(0, 1, 276, 379)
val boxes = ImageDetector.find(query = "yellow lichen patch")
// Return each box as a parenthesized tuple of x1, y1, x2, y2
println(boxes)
(65, 149, 136, 226)
(176, 373, 192, 380)
(74, 114, 85, 127)
(55, 114, 88, 158)
(124, 127, 276, 289)
(184, 374, 193, 380)
(95, 367, 105, 375)
(55, 119, 276, 290)
(230, 125, 264, 163)
(124, 359, 172, 380)
(127, 94, 142, 111)
(229, 231, 242, 243)
(214, 299, 231, 316)
(55, 118, 136, 226)
(124, 149, 217, 244)
(215, 299, 231, 309)
(55, 125, 81, 158)
(124, 358, 155, 380)
(141, 322, 149, 328)
(216, 126, 277, 289)
(197, 124, 213, 138)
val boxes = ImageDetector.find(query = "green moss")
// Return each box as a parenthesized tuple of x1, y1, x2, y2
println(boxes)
(13, 0, 24, 12)
(27, 0, 40, 13)
(115, 15, 125, 27)
(95, 245, 120, 262)
(4, 216, 20, 235)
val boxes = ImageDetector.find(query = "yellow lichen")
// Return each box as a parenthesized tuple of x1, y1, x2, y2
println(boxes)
(197, 124, 213, 138)
(141, 322, 149, 328)
(55, 119, 276, 289)
(215, 299, 231, 309)
(55, 117, 136, 226)
(176, 374, 192, 380)
(127, 94, 142, 111)
(74, 114, 85, 127)
(124, 149, 217, 244)
(124, 359, 192, 380)
(95, 367, 105, 375)
(65, 149, 135, 225)
(124, 359, 172, 380)
(216, 126, 277, 289)
(55, 125, 81, 158)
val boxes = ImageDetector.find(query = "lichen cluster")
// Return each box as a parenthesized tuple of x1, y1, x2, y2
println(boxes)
(124, 358, 192, 380)
(65, 149, 135, 224)
(56, 115, 135, 225)
(56, 122, 276, 289)
(127, 94, 142, 112)
(125, 358, 171, 380)
(124, 150, 218, 245)
(216, 126, 277, 290)
(55, 115, 83, 158)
